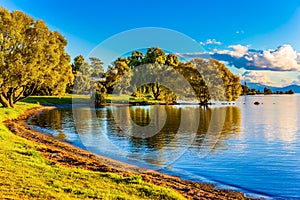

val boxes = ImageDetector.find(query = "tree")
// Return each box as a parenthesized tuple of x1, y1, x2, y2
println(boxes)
(92, 90, 106, 107)
(99, 47, 242, 105)
(174, 61, 209, 103)
(72, 55, 85, 73)
(105, 58, 131, 94)
(208, 59, 242, 101)
(135, 63, 177, 101)
(241, 82, 249, 95)
(0, 8, 73, 107)
(264, 87, 273, 95)
(72, 56, 105, 94)
(285, 89, 294, 94)
(89, 57, 104, 77)
(128, 50, 143, 68)
(165, 54, 179, 67)
(249, 88, 257, 95)
(143, 47, 166, 64)
(72, 58, 93, 94)
(176, 58, 242, 104)
(66, 55, 85, 93)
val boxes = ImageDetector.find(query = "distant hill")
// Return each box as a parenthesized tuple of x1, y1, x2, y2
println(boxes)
(246, 83, 300, 93)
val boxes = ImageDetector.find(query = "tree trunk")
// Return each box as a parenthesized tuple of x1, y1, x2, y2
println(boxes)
(0, 94, 13, 108)
(13, 84, 37, 105)
(151, 83, 160, 100)
(118, 88, 123, 95)
(9, 93, 15, 108)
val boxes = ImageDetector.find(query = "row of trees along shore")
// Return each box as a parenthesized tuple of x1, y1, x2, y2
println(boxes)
(241, 82, 294, 95)
(72, 47, 242, 106)
(0, 7, 243, 108)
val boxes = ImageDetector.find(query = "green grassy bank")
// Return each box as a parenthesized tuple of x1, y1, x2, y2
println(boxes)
(0, 101, 185, 199)
(20, 94, 163, 106)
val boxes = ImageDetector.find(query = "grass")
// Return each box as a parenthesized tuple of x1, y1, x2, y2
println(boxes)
(22, 94, 164, 106)
(21, 94, 90, 105)
(0, 101, 185, 199)
(106, 94, 163, 104)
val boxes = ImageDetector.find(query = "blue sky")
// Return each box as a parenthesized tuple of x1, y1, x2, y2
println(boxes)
(1, 0, 300, 87)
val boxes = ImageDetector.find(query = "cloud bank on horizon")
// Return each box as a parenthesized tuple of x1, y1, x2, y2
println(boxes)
(178, 43, 300, 87)
(180, 44, 300, 71)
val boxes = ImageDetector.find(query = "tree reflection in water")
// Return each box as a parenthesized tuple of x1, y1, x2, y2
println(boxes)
(30, 105, 241, 166)
(28, 109, 67, 141)
(95, 105, 241, 155)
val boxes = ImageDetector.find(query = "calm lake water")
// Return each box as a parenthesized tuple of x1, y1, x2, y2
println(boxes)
(28, 95, 300, 199)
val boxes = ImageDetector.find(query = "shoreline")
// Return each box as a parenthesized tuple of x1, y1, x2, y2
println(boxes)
(4, 106, 255, 200)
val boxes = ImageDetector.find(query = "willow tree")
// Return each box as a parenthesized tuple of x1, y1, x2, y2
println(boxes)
(105, 58, 132, 94)
(177, 58, 242, 103)
(0, 7, 73, 107)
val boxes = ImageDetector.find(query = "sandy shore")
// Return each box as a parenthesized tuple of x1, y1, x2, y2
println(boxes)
(4, 106, 256, 200)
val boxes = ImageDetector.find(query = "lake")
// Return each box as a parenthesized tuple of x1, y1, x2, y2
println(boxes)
(28, 95, 300, 199)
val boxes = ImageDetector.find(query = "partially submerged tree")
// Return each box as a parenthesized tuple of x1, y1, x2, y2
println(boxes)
(0, 7, 73, 107)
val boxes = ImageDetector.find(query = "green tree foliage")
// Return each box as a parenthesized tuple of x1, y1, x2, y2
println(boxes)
(143, 47, 166, 64)
(72, 55, 84, 73)
(92, 90, 106, 107)
(244, 84, 294, 96)
(165, 54, 179, 67)
(90, 57, 104, 77)
(241, 82, 257, 95)
(128, 50, 143, 68)
(72, 56, 93, 94)
(249, 88, 257, 95)
(175, 58, 242, 103)
(97, 47, 242, 105)
(71, 56, 105, 94)
(0, 7, 73, 107)
(105, 58, 131, 94)
(174, 61, 210, 104)
(285, 89, 294, 94)
(210, 59, 242, 101)
(241, 82, 249, 95)
(263, 87, 273, 95)
(131, 63, 178, 102)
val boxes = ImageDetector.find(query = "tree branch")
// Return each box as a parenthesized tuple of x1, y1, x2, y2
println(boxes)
(13, 84, 37, 104)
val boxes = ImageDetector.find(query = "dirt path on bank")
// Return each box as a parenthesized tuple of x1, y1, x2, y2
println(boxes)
(4, 107, 256, 200)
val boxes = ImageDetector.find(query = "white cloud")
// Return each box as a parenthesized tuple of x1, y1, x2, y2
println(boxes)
(253, 45, 300, 71)
(218, 44, 249, 57)
(199, 38, 222, 46)
(291, 75, 300, 85)
(240, 70, 300, 87)
(241, 71, 274, 86)
(177, 44, 300, 87)
(251, 44, 300, 71)
(207, 39, 222, 45)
